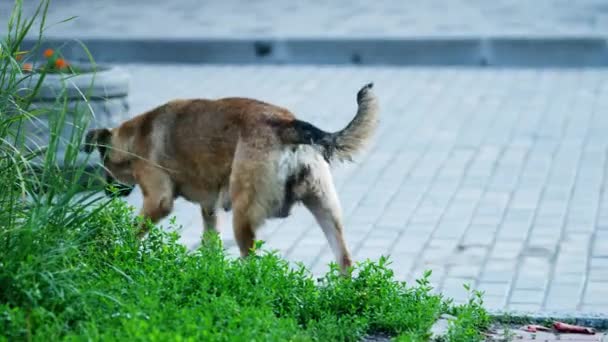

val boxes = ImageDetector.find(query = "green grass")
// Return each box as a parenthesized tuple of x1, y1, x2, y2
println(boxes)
(0, 1, 491, 341)
(1, 199, 490, 341)
(444, 285, 491, 342)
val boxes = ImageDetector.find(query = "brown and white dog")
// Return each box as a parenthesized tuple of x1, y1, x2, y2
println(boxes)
(83, 83, 379, 272)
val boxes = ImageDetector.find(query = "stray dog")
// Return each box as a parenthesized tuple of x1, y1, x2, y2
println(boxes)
(83, 83, 379, 272)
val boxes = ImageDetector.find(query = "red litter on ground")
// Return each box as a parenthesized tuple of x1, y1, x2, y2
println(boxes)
(523, 324, 552, 333)
(553, 322, 596, 335)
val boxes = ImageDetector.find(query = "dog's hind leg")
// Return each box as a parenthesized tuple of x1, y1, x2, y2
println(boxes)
(230, 176, 271, 257)
(303, 166, 353, 274)
(229, 134, 284, 258)
(220, 186, 232, 211)
(229, 159, 274, 258)
(201, 205, 219, 233)
(232, 209, 256, 257)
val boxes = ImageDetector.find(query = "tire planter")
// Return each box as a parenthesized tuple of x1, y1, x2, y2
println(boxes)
(18, 64, 130, 177)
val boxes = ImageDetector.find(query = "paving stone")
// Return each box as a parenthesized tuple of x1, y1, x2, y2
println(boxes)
(490, 241, 524, 260)
(544, 283, 584, 311)
(591, 258, 608, 269)
(476, 282, 510, 298)
(441, 277, 473, 303)
(448, 265, 482, 279)
(581, 304, 608, 314)
(507, 303, 542, 312)
(497, 223, 531, 240)
(482, 295, 507, 310)
(355, 248, 390, 262)
(589, 268, 608, 282)
(552, 272, 587, 287)
(583, 282, 608, 304)
(359, 237, 397, 250)
(387, 254, 417, 274)
(391, 234, 428, 255)
(593, 238, 608, 257)
(481, 259, 518, 282)
(461, 229, 496, 246)
(510, 289, 545, 304)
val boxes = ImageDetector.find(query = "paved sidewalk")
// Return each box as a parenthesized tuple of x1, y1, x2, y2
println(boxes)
(114, 64, 608, 316)
(3, 0, 608, 38)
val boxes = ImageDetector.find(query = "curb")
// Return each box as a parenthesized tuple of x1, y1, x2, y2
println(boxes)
(489, 310, 608, 330)
(22, 36, 608, 67)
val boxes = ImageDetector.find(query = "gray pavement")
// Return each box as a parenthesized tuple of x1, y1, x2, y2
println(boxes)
(115, 64, 608, 316)
(3, 0, 608, 38)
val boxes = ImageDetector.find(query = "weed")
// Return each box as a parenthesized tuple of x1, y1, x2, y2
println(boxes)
(445, 284, 491, 341)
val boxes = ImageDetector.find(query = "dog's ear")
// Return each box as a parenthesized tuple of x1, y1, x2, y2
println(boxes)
(83, 128, 111, 154)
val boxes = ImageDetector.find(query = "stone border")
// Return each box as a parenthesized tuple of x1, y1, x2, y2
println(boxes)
(16, 64, 130, 172)
(22, 36, 608, 67)
(489, 310, 608, 330)
(18, 64, 130, 101)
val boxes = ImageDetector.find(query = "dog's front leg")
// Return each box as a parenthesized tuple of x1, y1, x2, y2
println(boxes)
(137, 195, 174, 238)
(135, 167, 174, 239)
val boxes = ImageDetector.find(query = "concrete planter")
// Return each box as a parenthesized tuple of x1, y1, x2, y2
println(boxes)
(18, 64, 130, 169)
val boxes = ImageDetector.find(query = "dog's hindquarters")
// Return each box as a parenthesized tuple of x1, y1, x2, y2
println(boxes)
(230, 140, 353, 271)
(225, 85, 376, 268)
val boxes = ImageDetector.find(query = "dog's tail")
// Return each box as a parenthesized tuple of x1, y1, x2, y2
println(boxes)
(277, 83, 379, 163)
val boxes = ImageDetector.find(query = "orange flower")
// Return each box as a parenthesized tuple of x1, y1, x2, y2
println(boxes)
(22, 63, 33, 72)
(54, 58, 68, 69)
(15, 50, 28, 61)
(43, 48, 54, 58)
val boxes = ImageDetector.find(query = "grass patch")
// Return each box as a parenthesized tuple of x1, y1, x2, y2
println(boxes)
(1, 1, 491, 340)
(1, 200, 490, 341)
(444, 285, 491, 341)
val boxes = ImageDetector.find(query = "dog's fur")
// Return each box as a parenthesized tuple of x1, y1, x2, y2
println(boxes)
(83, 83, 379, 272)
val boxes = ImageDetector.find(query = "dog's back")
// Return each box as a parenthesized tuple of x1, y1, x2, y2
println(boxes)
(125, 97, 295, 195)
